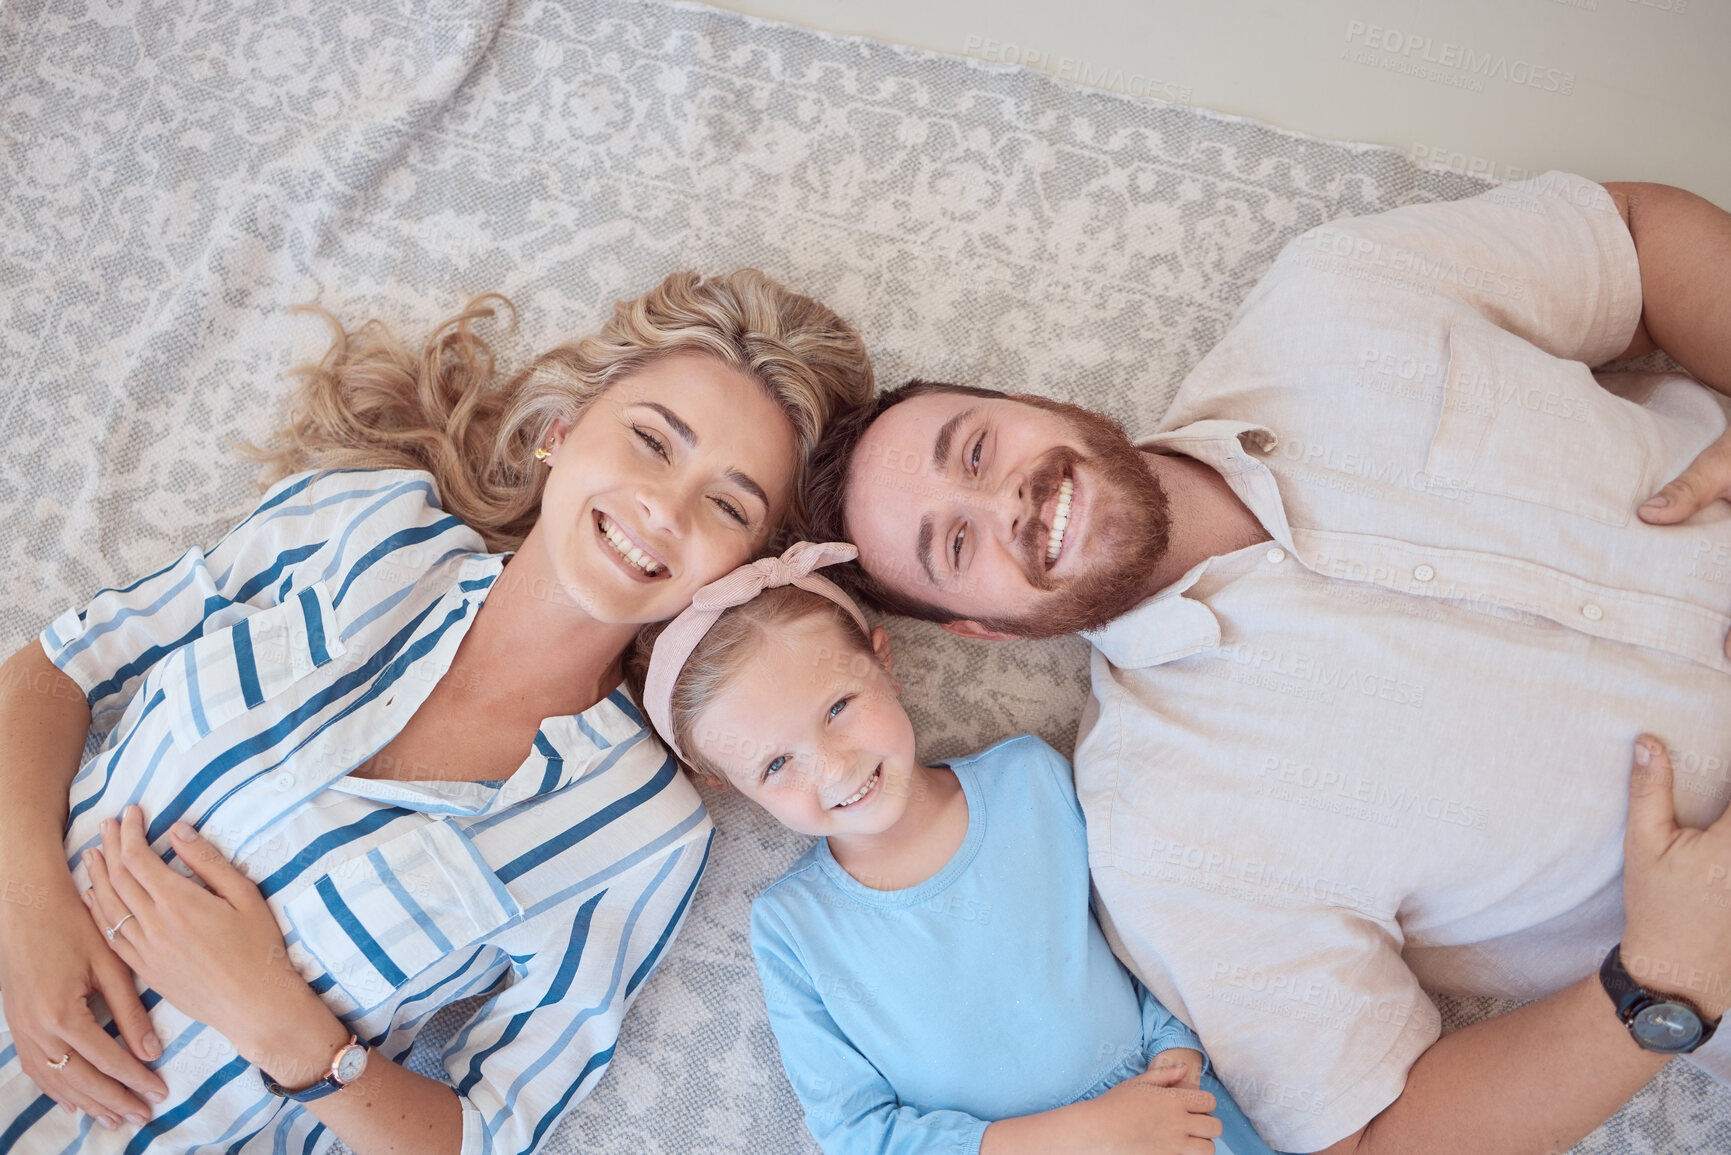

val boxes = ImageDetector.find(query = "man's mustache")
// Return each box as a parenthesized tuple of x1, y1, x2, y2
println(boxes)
(1017, 447, 1082, 587)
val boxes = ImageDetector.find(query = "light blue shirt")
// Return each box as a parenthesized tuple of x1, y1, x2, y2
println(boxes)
(0, 469, 712, 1155)
(750, 735, 1277, 1155)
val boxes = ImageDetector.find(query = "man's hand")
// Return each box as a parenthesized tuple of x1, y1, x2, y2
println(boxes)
(1619, 734, 1731, 1020)
(1637, 427, 1731, 657)
(1639, 425, 1731, 527)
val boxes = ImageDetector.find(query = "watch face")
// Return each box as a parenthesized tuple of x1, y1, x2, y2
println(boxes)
(1631, 1002, 1704, 1054)
(334, 1044, 368, 1084)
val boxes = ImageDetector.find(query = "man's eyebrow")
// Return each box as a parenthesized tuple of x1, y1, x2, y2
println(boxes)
(931, 407, 975, 472)
(916, 514, 937, 587)
(642, 402, 697, 447)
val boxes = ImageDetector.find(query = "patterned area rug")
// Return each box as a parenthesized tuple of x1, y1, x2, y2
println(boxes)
(4, 0, 1726, 1150)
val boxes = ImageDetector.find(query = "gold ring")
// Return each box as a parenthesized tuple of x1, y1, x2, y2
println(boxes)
(46, 1053, 71, 1070)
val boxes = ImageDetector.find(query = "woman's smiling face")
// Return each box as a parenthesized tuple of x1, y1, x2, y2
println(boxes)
(532, 351, 799, 625)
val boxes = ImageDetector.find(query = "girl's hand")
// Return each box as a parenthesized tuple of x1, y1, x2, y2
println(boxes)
(81, 806, 327, 1067)
(0, 866, 166, 1129)
(1146, 1047, 1205, 1092)
(1077, 1060, 1221, 1154)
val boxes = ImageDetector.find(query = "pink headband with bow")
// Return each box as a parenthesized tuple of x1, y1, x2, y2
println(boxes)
(642, 540, 870, 766)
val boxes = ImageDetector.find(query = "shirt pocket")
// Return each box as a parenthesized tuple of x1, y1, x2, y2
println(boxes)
(157, 583, 346, 749)
(283, 818, 522, 1010)
(1424, 322, 1655, 526)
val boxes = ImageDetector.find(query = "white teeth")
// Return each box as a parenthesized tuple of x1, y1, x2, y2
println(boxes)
(833, 768, 880, 809)
(599, 515, 662, 575)
(1046, 477, 1074, 562)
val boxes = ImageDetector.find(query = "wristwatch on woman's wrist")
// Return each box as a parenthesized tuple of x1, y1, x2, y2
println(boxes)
(1600, 943, 1720, 1054)
(261, 1034, 369, 1101)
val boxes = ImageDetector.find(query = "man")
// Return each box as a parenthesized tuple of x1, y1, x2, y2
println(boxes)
(802, 171, 1731, 1154)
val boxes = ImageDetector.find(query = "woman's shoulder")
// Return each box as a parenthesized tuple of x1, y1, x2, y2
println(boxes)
(246, 468, 484, 555)
(258, 467, 444, 519)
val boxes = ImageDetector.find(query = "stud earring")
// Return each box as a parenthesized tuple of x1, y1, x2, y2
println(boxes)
(533, 445, 553, 464)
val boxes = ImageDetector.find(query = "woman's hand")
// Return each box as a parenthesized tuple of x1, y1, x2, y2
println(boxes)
(81, 806, 331, 1070)
(0, 866, 167, 1129)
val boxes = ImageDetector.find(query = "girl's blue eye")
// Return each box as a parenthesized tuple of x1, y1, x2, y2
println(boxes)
(764, 755, 787, 777)
(829, 697, 850, 719)
(970, 432, 984, 472)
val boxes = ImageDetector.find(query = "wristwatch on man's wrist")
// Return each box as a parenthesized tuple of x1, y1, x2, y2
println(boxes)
(1599, 943, 1720, 1055)
(261, 1034, 369, 1101)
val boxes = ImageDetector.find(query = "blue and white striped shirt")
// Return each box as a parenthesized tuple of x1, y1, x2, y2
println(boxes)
(0, 469, 713, 1155)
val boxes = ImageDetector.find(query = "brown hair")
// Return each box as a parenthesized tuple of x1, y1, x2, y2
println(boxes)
(622, 585, 874, 782)
(799, 379, 1008, 621)
(248, 271, 876, 552)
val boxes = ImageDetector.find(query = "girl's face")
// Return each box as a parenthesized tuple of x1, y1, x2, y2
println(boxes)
(691, 615, 919, 839)
(532, 352, 799, 625)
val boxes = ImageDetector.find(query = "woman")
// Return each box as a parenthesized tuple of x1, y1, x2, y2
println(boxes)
(0, 271, 874, 1153)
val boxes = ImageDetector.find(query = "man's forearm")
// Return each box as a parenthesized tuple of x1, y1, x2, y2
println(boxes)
(1323, 976, 1665, 1155)
(1603, 181, 1731, 395)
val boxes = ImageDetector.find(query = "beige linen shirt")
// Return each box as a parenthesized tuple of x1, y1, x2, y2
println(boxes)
(1075, 171, 1731, 1153)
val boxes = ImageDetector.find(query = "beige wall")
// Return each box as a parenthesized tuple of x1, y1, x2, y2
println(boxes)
(708, 0, 1730, 209)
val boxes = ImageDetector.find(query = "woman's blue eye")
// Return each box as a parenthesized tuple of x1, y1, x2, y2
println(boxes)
(970, 432, 984, 471)
(635, 427, 669, 460)
(828, 697, 850, 719)
(764, 755, 787, 777)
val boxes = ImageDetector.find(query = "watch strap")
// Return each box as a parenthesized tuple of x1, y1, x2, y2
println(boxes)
(1599, 944, 1646, 1020)
(1599, 943, 1719, 1052)
(261, 1035, 364, 1102)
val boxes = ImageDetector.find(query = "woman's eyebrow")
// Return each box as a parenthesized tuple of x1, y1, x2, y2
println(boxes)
(641, 402, 698, 447)
(727, 468, 769, 510)
(636, 402, 768, 511)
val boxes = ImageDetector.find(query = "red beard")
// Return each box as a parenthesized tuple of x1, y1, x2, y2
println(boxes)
(971, 396, 1171, 639)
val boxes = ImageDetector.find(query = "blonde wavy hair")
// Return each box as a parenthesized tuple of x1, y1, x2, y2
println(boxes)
(250, 270, 876, 552)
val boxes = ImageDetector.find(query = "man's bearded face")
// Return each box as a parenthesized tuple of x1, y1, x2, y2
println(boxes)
(843, 392, 1171, 638)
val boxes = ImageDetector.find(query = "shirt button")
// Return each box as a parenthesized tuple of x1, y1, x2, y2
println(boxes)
(273, 772, 296, 792)
(1413, 565, 1436, 582)
(1582, 603, 1604, 621)
(1266, 547, 1287, 565)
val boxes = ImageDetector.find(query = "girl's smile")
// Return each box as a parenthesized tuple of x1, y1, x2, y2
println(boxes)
(830, 764, 882, 809)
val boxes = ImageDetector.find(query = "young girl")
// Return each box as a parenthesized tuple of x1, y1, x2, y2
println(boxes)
(628, 542, 1277, 1155)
